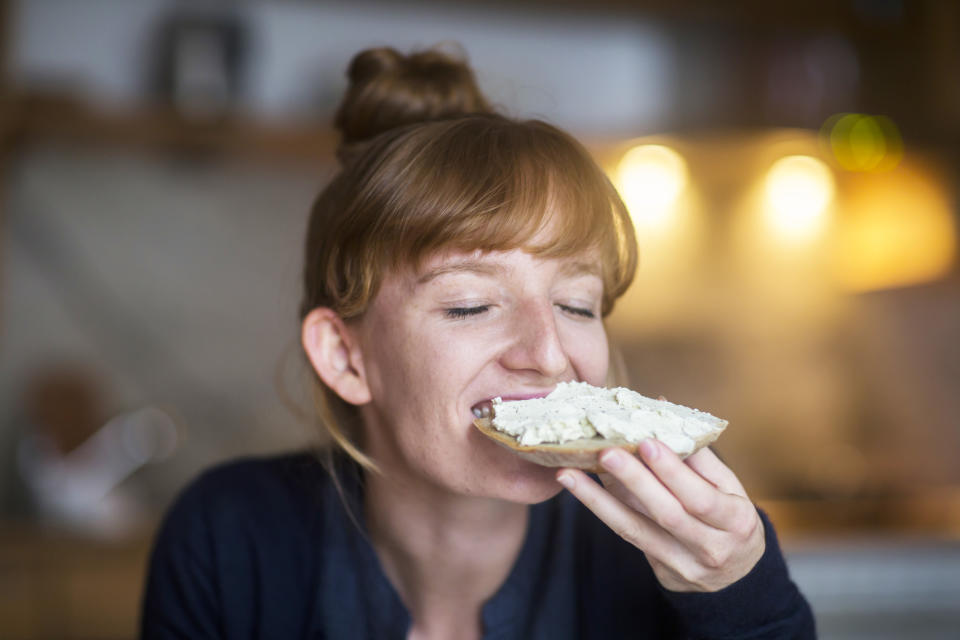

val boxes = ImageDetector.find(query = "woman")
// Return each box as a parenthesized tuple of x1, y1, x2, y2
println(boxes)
(142, 47, 814, 639)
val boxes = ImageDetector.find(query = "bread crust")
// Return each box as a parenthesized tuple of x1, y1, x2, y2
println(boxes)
(473, 417, 724, 473)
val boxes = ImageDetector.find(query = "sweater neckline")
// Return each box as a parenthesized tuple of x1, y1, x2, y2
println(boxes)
(325, 451, 556, 639)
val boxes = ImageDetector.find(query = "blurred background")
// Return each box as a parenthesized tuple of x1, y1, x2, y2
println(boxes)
(0, 0, 958, 638)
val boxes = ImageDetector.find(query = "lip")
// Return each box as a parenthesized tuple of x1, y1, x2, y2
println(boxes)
(494, 391, 554, 402)
(477, 389, 556, 406)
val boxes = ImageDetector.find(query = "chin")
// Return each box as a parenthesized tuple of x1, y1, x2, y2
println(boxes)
(463, 427, 565, 503)
(488, 459, 565, 505)
(506, 481, 565, 505)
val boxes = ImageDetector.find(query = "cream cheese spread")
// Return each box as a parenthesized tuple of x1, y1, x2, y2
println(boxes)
(490, 381, 727, 457)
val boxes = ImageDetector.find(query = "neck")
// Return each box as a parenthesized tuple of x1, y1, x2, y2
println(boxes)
(363, 467, 529, 640)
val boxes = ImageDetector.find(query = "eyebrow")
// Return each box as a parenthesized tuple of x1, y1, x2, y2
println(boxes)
(557, 260, 603, 279)
(416, 258, 603, 285)
(416, 260, 506, 284)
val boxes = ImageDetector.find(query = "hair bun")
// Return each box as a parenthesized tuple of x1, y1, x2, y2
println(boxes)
(345, 47, 405, 86)
(334, 45, 493, 160)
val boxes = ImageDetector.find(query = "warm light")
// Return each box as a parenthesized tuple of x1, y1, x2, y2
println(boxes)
(606, 143, 704, 334)
(764, 155, 835, 243)
(824, 113, 903, 172)
(616, 145, 688, 230)
(834, 166, 956, 291)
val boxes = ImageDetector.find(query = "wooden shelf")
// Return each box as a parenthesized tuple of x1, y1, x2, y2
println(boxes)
(0, 92, 338, 164)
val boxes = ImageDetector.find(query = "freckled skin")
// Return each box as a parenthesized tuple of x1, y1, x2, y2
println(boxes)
(352, 249, 609, 504)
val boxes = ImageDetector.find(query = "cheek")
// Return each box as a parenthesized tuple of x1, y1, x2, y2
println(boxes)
(565, 325, 609, 385)
(361, 314, 471, 415)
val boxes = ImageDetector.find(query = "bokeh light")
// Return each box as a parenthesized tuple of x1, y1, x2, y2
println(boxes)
(764, 155, 835, 243)
(616, 144, 688, 231)
(823, 113, 903, 172)
(606, 142, 706, 334)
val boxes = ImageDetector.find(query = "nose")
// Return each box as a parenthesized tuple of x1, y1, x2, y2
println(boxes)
(499, 300, 570, 379)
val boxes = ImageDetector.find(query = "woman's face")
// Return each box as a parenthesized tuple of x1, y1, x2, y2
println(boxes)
(352, 246, 610, 503)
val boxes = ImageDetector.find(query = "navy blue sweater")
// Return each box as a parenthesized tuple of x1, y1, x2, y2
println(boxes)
(141, 452, 815, 639)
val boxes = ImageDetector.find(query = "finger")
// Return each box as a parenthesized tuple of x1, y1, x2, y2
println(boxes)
(560, 467, 761, 589)
(556, 468, 681, 560)
(596, 448, 712, 545)
(684, 447, 748, 498)
(597, 472, 652, 519)
(638, 439, 748, 530)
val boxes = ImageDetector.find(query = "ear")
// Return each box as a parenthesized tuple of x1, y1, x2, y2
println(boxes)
(301, 307, 371, 406)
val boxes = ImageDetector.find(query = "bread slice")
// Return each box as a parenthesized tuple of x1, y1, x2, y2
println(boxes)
(474, 417, 638, 471)
(472, 384, 727, 472)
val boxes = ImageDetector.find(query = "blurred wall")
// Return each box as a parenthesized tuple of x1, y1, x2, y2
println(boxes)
(2, 0, 678, 508)
(11, 0, 673, 135)
(2, 146, 323, 498)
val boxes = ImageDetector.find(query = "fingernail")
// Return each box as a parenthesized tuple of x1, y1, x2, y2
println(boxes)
(640, 439, 659, 462)
(557, 473, 575, 490)
(600, 450, 624, 471)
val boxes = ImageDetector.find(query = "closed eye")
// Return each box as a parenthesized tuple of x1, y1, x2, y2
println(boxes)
(557, 304, 596, 319)
(445, 305, 491, 319)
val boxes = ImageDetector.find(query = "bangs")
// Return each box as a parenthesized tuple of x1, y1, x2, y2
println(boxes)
(352, 117, 637, 315)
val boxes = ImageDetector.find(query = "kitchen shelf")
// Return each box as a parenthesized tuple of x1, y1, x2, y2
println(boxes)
(0, 91, 337, 164)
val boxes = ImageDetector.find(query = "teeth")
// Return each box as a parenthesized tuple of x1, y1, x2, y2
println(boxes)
(471, 402, 493, 419)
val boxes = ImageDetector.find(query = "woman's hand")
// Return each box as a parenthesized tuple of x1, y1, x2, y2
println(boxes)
(556, 439, 765, 593)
